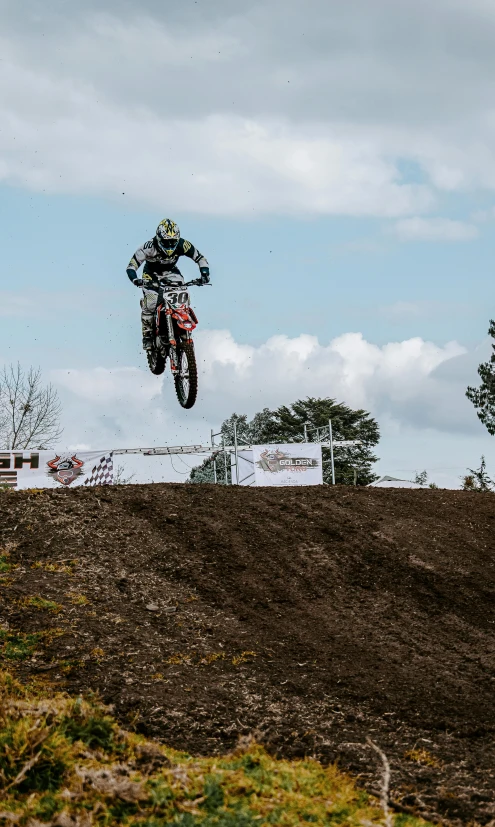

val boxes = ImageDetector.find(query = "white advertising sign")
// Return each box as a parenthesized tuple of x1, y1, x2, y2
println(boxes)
(237, 451, 256, 486)
(252, 444, 323, 487)
(0, 451, 114, 490)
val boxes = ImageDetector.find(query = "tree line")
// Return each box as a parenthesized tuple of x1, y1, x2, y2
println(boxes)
(189, 397, 380, 485)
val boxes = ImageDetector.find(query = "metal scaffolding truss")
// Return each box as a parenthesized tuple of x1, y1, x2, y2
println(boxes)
(114, 419, 361, 486)
(114, 444, 216, 456)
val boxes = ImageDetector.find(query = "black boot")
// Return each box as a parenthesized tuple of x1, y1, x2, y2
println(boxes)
(142, 333, 153, 351)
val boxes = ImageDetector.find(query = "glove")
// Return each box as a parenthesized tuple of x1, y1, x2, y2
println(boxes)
(200, 268, 210, 285)
(133, 278, 144, 288)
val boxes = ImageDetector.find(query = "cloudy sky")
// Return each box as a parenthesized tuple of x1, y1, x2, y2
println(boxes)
(1, 0, 495, 486)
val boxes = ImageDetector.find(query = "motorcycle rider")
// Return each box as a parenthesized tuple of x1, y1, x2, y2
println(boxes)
(126, 218, 210, 350)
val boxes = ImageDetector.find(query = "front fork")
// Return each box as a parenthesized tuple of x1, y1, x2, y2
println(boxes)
(164, 310, 176, 347)
(169, 328, 192, 377)
(163, 311, 182, 375)
(156, 305, 192, 374)
(155, 306, 176, 348)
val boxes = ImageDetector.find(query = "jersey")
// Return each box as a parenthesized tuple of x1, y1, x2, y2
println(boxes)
(126, 237, 209, 284)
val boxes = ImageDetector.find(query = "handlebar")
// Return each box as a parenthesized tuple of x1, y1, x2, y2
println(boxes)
(135, 278, 211, 289)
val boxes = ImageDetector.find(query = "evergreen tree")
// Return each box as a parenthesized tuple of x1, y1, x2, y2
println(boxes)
(265, 398, 379, 485)
(189, 411, 275, 484)
(466, 319, 495, 435)
(461, 456, 494, 492)
(413, 470, 428, 486)
(189, 398, 380, 485)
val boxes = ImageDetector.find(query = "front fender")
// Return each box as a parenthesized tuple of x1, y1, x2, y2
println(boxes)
(172, 307, 197, 332)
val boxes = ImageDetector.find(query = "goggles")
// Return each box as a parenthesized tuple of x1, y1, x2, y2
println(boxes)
(158, 236, 179, 253)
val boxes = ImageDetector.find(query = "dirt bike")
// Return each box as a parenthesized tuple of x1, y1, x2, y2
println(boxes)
(140, 278, 208, 409)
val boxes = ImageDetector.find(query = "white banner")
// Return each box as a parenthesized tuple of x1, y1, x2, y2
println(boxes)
(252, 444, 323, 487)
(237, 451, 256, 486)
(0, 451, 114, 490)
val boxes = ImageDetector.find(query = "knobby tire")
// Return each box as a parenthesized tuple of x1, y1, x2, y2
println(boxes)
(147, 343, 165, 376)
(174, 340, 198, 409)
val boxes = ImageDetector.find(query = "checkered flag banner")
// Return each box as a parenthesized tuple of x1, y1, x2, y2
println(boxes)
(83, 453, 114, 486)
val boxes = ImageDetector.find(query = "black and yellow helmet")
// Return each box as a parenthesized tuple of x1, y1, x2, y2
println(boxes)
(156, 218, 180, 255)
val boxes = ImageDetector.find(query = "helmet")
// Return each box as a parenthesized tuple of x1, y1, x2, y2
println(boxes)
(156, 218, 180, 255)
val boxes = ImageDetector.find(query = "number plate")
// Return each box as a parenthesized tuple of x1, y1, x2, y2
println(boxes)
(164, 289, 190, 307)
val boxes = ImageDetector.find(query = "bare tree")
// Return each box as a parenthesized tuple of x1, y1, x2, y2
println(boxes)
(113, 464, 136, 485)
(0, 364, 63, 450)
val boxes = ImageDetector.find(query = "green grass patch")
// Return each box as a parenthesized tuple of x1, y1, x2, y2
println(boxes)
(60, 701, 117, 751)
(0, 544, 18, 574)
(0, 670, 434, 826)
(21, 596, 64, 614)
(0, 554, 13, 574)
(0, 628, 64, 663)
(0, 630, 42, 661)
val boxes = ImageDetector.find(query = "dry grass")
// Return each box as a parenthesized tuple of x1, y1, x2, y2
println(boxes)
(232, 651, 257, 667)
(404, 750, 442, 769)
(65, 594, 89, 607)
(0, 670, 433, 827)
(31, 561, 77, 575)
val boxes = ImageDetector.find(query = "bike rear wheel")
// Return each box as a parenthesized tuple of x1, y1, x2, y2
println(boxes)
(173, 340, 198, 409)
(147, 341, 165, 375)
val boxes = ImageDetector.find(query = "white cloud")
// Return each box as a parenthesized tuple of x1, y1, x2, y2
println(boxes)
(471, 206, 495, 222)
(52, 367, 163, 404)
(4, 1, 495, 217)
(45, 327, 494, 486)
(392, 217, 479, 241)
(51, 328, 480, 447)
(89, 13, 241, 68)
(0, 54, 434, 217)
(193, 330, 471, 430)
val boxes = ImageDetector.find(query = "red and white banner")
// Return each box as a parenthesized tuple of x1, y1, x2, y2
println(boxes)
(0, 451, 114, 490)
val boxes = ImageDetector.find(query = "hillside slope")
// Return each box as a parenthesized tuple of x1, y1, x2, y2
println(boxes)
(1, 484, 494, 824)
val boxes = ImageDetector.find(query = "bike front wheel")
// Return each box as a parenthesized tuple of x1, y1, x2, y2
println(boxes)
(172, 340, 198, 409)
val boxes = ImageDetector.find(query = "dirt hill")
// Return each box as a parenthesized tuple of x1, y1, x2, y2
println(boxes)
(1, 484, 494, 825)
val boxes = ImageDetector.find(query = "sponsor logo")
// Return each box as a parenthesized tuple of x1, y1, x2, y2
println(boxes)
(0, 453, 39, 470)
(256, 449, 319, 474)
(46, 455, 85, 486)
(0, 453, 40, 490)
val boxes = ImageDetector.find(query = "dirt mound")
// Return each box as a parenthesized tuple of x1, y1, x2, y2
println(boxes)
(1, 484, 494, 825)
(0, 671, 411, 827)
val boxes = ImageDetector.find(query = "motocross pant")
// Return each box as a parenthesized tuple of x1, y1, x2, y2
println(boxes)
(140, 288, 159, 339)
(140, 272, 184, 338)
